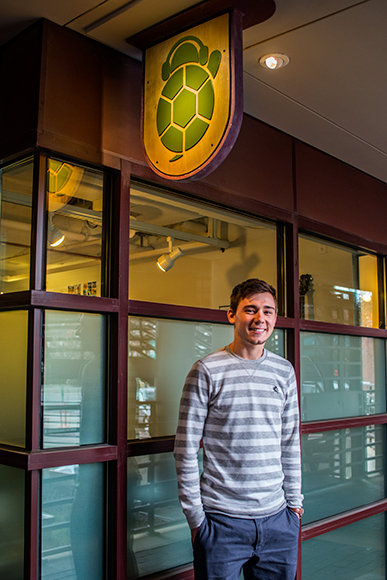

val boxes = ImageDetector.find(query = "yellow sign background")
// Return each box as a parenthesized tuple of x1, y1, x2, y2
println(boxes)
(143, 14, 231, 179)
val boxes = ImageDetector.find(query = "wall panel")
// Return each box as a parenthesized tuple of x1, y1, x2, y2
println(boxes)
(295, 142, 387, 245)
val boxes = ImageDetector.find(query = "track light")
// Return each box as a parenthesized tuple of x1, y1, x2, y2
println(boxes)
(48, 215, 65, 247)
(157, 237, 183, 272)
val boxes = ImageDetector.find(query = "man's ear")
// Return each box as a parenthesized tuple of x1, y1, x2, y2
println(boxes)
(227, 308, 235, 324)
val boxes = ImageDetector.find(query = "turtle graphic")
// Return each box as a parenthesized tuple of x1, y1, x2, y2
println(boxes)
(156, 36, 222, 162)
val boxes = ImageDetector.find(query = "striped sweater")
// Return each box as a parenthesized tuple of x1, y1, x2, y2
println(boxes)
(174, 346, 303, 529)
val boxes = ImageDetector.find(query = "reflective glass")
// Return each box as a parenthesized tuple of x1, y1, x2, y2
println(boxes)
(302, 425, 385, 524)
(42, 311, 106, 448)
(302, 514, 385, 580)
(299, 234, 379, 327)
(0, 310, 28, 446)
(127, 452, 202, 577)
(0, 465, 24, 579)
(41, 463, 105, 580)
(128, 317, 284, 439)
(46, 158, 104, 296)
(0, 158, 33, 293)
(129, 183, 278, 310)
(300, 332, 386, 421)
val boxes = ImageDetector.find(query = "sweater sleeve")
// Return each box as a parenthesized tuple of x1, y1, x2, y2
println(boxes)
(173, 361, 210, 529)
(281, 365, 304, 508)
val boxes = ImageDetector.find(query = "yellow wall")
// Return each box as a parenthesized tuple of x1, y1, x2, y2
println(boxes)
(0, 311, 28, 447)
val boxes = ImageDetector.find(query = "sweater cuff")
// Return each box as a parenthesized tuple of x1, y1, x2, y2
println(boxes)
(185, 508, 206, 530)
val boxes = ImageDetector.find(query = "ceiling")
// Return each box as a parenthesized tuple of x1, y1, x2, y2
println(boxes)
(0, 0, 385, 184)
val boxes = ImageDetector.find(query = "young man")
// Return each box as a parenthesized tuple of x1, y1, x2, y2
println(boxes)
(174, 279, 303, 580)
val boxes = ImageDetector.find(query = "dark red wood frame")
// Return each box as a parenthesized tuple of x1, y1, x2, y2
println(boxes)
(1, 150, 387, 580)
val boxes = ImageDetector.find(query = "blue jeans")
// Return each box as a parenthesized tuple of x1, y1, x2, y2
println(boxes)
(193, 507, 299, 580)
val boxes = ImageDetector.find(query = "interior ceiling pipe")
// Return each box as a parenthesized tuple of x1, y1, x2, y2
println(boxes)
(1, 219, 100, 244)
(129, 241, 215, 261)
(130, 219, 230, 249)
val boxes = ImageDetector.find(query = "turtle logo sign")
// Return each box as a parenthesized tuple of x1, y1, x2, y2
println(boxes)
(157, 36, 221, 163)
(143, 14, 239, 180)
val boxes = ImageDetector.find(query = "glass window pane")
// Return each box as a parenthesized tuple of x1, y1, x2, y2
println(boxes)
(129, 183, 278, 310)
(300, 332, 386, 421)
(302, 514, 385, 580)
(46, 159, 104, 296)
(302, 425, 385, 524)
(128, 452, 198, 577)
(0, 158, 33, 293)
(0, 310, 28, 446)
(128, 316, 284, 439)
(42, 311, 106, 448)
(299, 234, 379, 327)
(41, 463, 105, 580)
(0, 465, 25, 579)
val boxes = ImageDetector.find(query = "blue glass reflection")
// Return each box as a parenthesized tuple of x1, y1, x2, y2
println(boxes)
(41, 463, 104, 580)
(43, 311, 106, 448)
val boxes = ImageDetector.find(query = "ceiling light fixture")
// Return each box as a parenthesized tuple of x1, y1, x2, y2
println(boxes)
(259, 53, 290, 70)
(157, 237, 183, 272)
(48, 215, 65, 247)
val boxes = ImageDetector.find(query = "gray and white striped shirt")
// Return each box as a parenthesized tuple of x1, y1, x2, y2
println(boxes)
(174, 346, 303, 529)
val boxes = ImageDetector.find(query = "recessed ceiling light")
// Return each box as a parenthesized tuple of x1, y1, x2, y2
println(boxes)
(259, 53, 290, 70)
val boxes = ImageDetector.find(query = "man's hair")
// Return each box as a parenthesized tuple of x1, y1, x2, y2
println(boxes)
(229, 279, 277, 313)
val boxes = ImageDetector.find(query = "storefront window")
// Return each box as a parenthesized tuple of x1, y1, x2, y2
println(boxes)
(300, 332, 386, 421)
(302, 514, 385, 580)
(302, 425, 385, 524)
(0, 310, 28, 447)
(127, 452, 200, 577)
(0, 465, 25, 579)
(0, 158, 33, 293)
(46, 159, 104, 296)
(299, 234, 379, 327)
(128, 316, 284, 440)
(41, 463, 105, 580)
(42, 311, 106, 448)
(129, 183, 278, 309)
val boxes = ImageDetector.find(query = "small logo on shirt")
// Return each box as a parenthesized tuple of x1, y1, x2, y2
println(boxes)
(273, 386, 279, 394)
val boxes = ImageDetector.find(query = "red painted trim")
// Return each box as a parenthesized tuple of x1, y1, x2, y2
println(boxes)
(0, 445, 117, 470)
(0, 290, 31, 309)
(127, 437, 175, 457)
(126, 0, 276, 49)
(300, 319, 387, 337)
(276, 316, 295, 329)
(377, 256, 385, 328)
(129, 299, 228, 323)
(298, 215, 387, 256)
(30, 290, 119, 312)
(151, 567, 194, 580)
(26, 309, 43, 451)
(301, 414, 387, 434)
(301, 499, 387, 541)
(0, 290, 118, 312)
(30, 152, 46, 291)
(27, 445, 118, 470)
(111, 159, 131, 580)
(128, 301, 296, 329)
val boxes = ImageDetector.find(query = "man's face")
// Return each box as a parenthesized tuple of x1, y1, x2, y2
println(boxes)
(227, 292, 277, 354)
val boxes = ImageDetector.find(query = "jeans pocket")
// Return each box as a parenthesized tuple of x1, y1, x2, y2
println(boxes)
(287, 507, 301, 526)
(193, 515, 207, 546)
